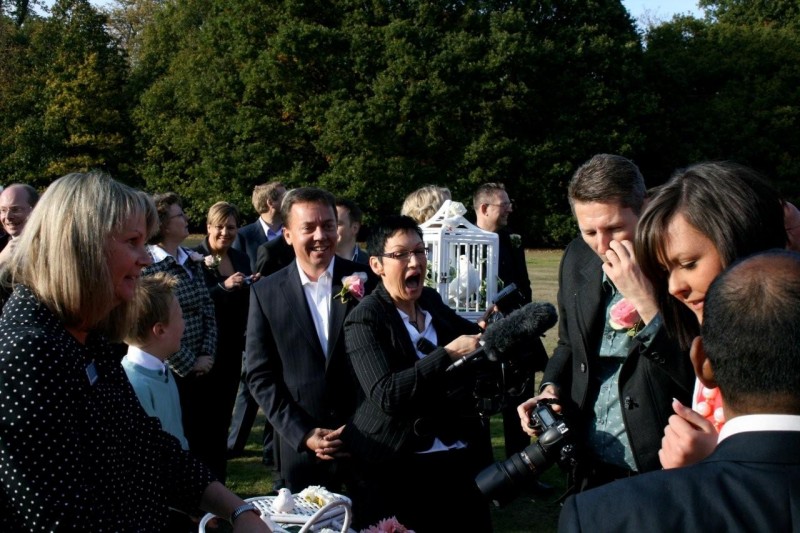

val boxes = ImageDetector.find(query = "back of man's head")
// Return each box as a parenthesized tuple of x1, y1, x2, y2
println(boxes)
(568, 154, 646, 214)
(702, 249, 800, 413)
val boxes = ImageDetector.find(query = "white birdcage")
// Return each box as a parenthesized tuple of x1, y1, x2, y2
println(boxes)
(420, 200, 499, 321)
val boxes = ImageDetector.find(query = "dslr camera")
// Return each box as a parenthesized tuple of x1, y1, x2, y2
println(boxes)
(475, 399, 577, 506)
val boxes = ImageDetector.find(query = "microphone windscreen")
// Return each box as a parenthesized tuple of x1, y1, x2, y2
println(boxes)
(482, 302, 558, 361)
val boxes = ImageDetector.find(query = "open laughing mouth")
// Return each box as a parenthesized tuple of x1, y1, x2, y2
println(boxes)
(405, 272, 421, 290)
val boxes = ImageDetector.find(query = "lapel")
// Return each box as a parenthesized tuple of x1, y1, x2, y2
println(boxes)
(575, 244, 605, 354)
(327, 258, 350, 365)
(280, 261, 326, 360)
(373, 283, 422, 366)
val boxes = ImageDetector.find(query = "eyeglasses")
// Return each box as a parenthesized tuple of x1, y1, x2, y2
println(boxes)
(380, 247, 429, 261)
(0, 206, 30, 216)
(169, 211, 187, 220)
(486, 200, 513, 209)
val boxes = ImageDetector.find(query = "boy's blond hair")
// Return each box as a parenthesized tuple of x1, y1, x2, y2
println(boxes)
(124, 272, 179, 346)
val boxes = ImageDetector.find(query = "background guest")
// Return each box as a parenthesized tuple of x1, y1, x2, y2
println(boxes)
(400, 184, 451, 224)
(343, 215, 493, 532)
(335, 197, 369, 264)
(0, 172, 265, 532)
(473, 182, 544, 459)
(142, 192, 220, 477)
(233, 181, 286, 271)
(0, 183, 39, 265)
(635, 161, 786, 467)
(123, 272, 188, 450)
(194, 201, 260, 482)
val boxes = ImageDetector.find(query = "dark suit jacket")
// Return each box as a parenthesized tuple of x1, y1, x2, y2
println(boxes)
(543, 237, 693, 472)
(497, 227, 531, 303)
(232, 220, 269, 272)
(255, 237, 295, 277)
(342, 284, 486, 463)
(559, 430, 800, 532)
(244, 256, 373, 489)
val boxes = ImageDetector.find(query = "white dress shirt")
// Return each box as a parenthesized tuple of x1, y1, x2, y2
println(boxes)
(297, 258, 335, 357)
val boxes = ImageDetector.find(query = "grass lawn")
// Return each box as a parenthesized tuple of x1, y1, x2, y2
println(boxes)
(220, 248, 566, 532)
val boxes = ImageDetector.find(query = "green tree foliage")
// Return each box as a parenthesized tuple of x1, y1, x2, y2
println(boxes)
(641, 15, 800, 200)
(700, 0, 800, 30)
(132, 0, 649, 243)
(0, 0, 132, 188)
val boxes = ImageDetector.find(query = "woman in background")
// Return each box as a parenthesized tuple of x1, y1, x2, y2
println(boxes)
(0, 172, 265, 531)
(401, 185, 451, 224)
(194, 201, 260, 482)
(143, 193, 221, 477)
(636, 161, 786, 467)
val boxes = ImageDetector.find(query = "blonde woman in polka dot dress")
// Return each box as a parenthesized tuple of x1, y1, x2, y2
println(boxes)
(0, 173, 268, 532)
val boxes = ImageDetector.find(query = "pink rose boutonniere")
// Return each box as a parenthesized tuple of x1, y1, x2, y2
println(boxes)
(336, 272, 367, 303)
(609, 298, 641, 337)
(204, 254, 222, 272)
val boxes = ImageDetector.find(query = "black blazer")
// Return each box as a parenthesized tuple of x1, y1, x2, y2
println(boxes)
(559, 430, 800, 532)
(245, 257, 374, 454)
(342, 284, 484, 463)
(232, 221, 268, 272)
(255, 237, 295, 277)
(543, 237, 694, 472)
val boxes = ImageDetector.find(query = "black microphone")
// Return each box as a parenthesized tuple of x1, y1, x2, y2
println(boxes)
(446, 301, 558, 372)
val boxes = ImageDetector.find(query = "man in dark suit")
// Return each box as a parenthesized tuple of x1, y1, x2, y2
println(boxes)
(559, 249, 800, 532)
(227, 181, 286, 463)
(518, 154, 692, 488)
(233, 181, 285, 272)
(245, 187, 374, 492)
(473, 182, 544, 458)
(254, 234, 295, 276)
(335, 198, 369, 265)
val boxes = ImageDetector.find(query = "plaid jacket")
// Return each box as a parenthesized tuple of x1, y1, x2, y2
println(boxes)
(142, 247, 217, 377)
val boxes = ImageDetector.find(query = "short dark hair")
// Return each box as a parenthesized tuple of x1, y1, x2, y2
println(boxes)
(367, 215, 423, 258)
(336, 198, 363, 225)
(281, 187, 337, 227)
(472, 182, 506, 212)
(702, 249, 800, 412)
(636, 161, 786, 348)
(149, 192, 182, 244)
(567, 154, 646, 214)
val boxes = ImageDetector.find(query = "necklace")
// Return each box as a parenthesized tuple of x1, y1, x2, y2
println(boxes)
(409, 305, 423, 332)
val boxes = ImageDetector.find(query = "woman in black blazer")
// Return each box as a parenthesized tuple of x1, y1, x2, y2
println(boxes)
(194, 201, 261, 482)
(343, 215, 494, 532)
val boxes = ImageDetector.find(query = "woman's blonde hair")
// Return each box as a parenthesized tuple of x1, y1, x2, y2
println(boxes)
(207, 201, 241, 227)
(7, 172, 159, 340)
(400, 185, 452, 224)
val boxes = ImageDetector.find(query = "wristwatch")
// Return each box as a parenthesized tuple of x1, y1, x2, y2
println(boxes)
(230, 502, 260, 523)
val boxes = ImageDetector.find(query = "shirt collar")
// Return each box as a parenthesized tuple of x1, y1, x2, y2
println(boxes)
(297, 256, 336, 286)
(718, 414, 800, 442)
(149, 244, 189, 265)
(126, 345, 168, 371)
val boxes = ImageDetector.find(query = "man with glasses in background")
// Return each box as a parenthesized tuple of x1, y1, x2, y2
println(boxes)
(0, 184, 39, 265)
(473, 182, 545, 461)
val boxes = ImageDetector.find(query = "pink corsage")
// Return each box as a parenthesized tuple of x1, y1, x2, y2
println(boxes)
(609, 298, 641, 337)
(336, 272, 367, 303)
(360, 516, 415, 533)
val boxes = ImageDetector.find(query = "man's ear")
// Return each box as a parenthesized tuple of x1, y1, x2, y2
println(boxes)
(369, 256, 383, 276)
(690, 336, 718, 389)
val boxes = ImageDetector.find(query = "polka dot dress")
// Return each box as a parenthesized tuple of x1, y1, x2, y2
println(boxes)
(0, 286, 216, 531)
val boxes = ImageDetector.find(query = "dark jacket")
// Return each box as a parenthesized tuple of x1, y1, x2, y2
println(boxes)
(543, 237, 694, 472)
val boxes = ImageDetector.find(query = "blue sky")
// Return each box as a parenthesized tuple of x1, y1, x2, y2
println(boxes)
(623, 0, 704, 25)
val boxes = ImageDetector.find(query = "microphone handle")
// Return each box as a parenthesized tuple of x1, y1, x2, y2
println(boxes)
(445, 347, 485, 372)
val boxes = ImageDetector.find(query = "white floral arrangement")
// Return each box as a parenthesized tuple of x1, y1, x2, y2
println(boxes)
(298, 485, 341, 507)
